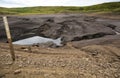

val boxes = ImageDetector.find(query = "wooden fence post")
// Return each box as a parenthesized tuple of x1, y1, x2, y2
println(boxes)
(3, 16, 15, 61)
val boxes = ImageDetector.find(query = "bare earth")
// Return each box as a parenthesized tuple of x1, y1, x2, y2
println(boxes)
(0, 14, 120, 78)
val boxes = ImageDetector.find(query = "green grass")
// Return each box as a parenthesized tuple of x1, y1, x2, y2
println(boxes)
(0, 2, 120, 15)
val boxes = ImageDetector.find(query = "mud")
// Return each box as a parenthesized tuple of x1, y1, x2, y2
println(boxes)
(0, 14, 120, 46)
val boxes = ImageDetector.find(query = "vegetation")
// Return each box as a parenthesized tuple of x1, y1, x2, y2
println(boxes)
(0, 2, 120, 15)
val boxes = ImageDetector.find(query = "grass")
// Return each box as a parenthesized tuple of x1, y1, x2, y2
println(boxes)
(0, 2, 120, 15)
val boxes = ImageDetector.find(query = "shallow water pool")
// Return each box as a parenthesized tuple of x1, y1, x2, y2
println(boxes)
(13, 36, 62, 46)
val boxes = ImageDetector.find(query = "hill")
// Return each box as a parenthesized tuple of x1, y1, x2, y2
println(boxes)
(0, 2, 120, 15)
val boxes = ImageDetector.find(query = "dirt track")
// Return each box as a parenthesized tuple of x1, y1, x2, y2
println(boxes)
(0, 42, 120, 78)
(0, 14, 120, 78)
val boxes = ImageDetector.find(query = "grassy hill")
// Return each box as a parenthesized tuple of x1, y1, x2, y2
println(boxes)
(0, 2, 120, 15)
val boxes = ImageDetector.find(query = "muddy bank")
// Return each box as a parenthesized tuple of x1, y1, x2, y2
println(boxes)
(0, 14, 120, 47)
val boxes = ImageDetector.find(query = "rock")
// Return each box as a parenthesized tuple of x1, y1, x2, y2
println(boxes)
(61, 64, 66, 67)
(21, 46, 32, 52)
(20, 47, 28, 51)
(14, 69, 21, 74)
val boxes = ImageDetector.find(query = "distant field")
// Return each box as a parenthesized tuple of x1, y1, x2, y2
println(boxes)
(0, 2, 120, 15)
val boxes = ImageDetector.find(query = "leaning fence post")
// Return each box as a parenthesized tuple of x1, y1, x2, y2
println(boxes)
(3, 16, 15, 61)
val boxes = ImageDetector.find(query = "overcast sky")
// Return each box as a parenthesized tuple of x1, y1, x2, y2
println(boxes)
(0, 0, 120, 8)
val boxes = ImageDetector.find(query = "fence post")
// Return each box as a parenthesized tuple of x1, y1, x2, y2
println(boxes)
(3, 16, 15, 61)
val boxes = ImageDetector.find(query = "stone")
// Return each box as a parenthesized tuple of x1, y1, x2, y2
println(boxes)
(14, 69, 21, 74)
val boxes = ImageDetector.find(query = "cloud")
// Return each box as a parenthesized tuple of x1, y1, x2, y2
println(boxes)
(0, 0, 26, 7)
(0, 0, 119, 8)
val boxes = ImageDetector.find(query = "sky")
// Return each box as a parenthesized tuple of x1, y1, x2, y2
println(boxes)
(0, 0, 120, 8)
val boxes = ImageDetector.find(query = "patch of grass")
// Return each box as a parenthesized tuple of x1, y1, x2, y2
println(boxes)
(0, 2, 120, 15)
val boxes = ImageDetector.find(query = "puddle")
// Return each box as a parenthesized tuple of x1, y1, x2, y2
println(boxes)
(13, 36, 62, 46)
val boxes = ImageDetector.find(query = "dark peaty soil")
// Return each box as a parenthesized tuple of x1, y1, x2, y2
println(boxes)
(0, 14, 120, 47)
